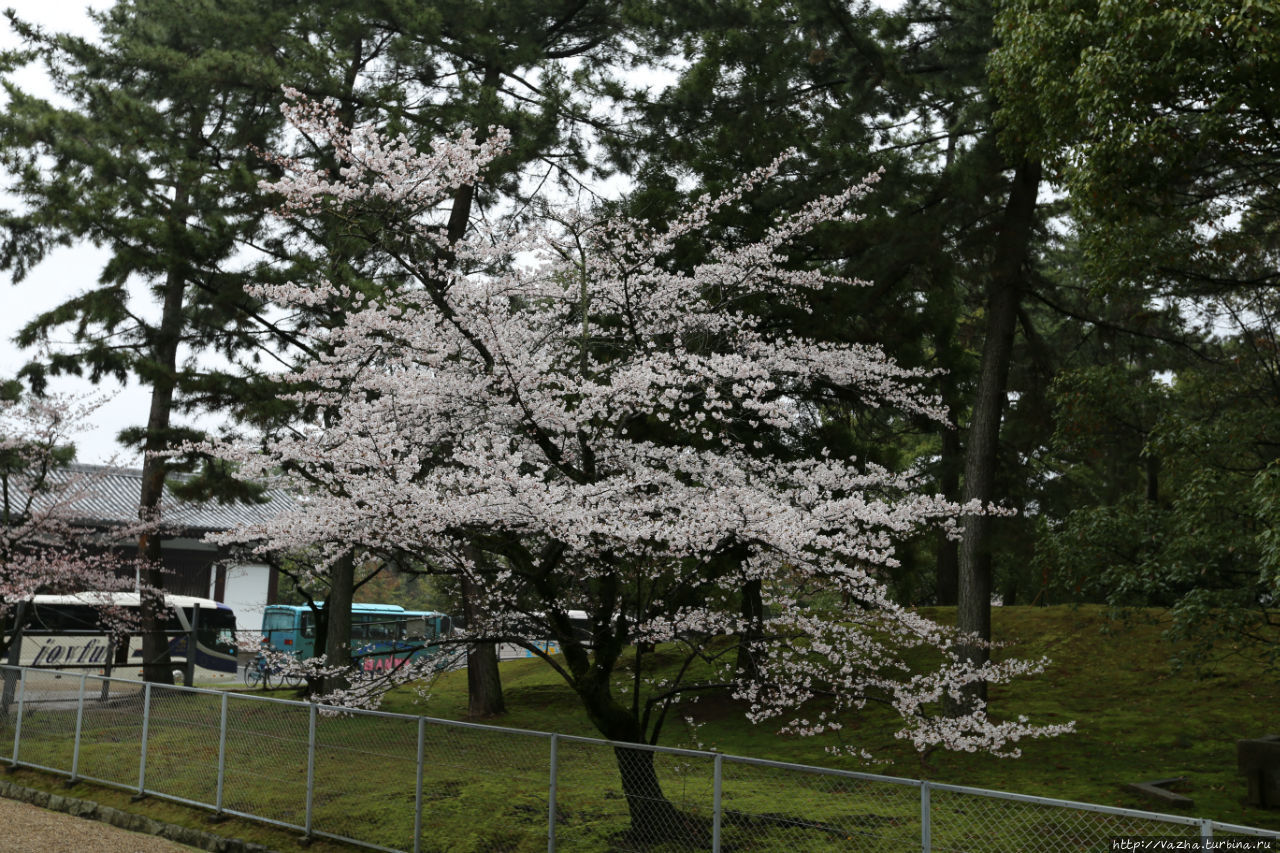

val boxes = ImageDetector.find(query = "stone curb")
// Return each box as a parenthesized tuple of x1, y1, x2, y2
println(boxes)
(0, 778, 276, 853)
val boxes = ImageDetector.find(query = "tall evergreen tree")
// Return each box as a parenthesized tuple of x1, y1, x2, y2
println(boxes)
(623, 0, 1060, 709)
(0, 0, 295, 682)
(991, 0, 1280, 663)
(624, 0, 978, 603)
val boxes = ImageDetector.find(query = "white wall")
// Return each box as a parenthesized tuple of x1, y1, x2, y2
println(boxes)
(213, 563, 273, 632)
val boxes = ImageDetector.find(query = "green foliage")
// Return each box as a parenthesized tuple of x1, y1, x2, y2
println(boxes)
(1254, 463, 1280, 599)
(0, 0, 298, 492)
(166, 458, 268, 505)
(993, 0, 1280, 655)
(991, 0, 1280, 291)
(1037, 336, 1280, 668)
(351, 567, 452, 613)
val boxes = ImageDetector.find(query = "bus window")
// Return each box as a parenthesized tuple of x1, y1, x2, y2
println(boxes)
(301, 612, 315, 638)
(367, 616, 397, 641)
(29, 603, 98, 632)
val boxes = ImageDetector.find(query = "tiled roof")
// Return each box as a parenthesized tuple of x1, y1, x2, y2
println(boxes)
(37, 463, 293, 535)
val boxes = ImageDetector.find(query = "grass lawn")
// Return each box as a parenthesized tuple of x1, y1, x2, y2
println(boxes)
(2, 605, 1277, 851)
(379, 605, 1280, 833)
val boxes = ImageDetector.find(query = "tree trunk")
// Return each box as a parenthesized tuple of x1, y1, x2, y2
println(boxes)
(137, 235, 191, 684)
(2, 603, 24, 714)
(614, 745, 689, 844)
(956, 158, 1042, 708)
(433, 67, 506, 718)
(460, 571, 504, 717)
(466, 642, 504, 718)
(555, 607, 688, 843)
(735, 578, 764, 680)
(578, 673, 687, 843)
(934, 105, 962, 609)
(935, 417, 961, 606)
(137, 528, 173, 683)
(320, 552, 355, 695)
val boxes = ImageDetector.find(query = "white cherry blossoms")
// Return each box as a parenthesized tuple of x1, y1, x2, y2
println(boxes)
(209, 92, 1072, 756)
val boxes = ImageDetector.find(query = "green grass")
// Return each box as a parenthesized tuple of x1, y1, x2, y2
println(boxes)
(3, 605, 1278, 851)
(380, 606, 1280, 835)
(0, 764, 357, 853)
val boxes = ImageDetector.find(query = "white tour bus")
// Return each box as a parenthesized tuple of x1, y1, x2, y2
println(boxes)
(6, 592, 240, 684)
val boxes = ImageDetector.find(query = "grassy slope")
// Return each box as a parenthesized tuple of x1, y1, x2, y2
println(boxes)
(382, 605, 1280, 832)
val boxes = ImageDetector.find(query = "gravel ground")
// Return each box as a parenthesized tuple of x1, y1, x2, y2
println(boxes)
(0, 796, 202, 853)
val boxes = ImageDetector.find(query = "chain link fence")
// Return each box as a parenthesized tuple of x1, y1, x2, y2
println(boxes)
(0, 664, 1276, 852)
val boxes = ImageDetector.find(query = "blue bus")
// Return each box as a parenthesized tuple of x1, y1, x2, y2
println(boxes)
(254, 603, 451, 684)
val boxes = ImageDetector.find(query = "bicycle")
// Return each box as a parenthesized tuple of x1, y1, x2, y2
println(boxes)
(243, 655, 304, 689)
(242, 655, 273, 689)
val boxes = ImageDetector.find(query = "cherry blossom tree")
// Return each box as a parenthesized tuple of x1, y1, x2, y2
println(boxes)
(211, 92, 1072, 841)
(0, 390, 141, 659)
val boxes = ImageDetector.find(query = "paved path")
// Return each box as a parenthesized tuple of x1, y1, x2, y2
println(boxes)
(0, 796, 201, 853)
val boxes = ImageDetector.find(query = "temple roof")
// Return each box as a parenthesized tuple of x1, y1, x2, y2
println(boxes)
(34, 463, 292, 536)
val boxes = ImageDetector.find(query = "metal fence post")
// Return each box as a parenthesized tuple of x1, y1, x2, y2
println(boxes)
(3, 621, 23, 711)
(921, 781, 932, 853)
(712, 753, 723, 853)
(304, 702, 316, 837)
(548, 733, 558, 852)
(11, 668, 25, 767)
(215, 692, 228, 814)
(138, 682, 152, 796)
(414, 716, 425, 853)
(1201, 818, 1213, 846)
(184, 606, 198, 688)
(70, 673, 87, 782)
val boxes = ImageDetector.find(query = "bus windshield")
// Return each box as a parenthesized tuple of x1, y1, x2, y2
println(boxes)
(189, 607, 237, 654)
(262, 609, 296, 644)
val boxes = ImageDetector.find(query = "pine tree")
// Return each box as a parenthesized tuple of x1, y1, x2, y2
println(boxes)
(619, 0, 1055, 705)
(0, 0, 298, 682)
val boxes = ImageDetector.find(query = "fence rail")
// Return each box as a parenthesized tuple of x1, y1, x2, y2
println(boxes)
(0, 665, 1275, 852)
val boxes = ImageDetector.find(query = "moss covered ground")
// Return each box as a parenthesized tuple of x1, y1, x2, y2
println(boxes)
(381, 606, 1280, 832)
